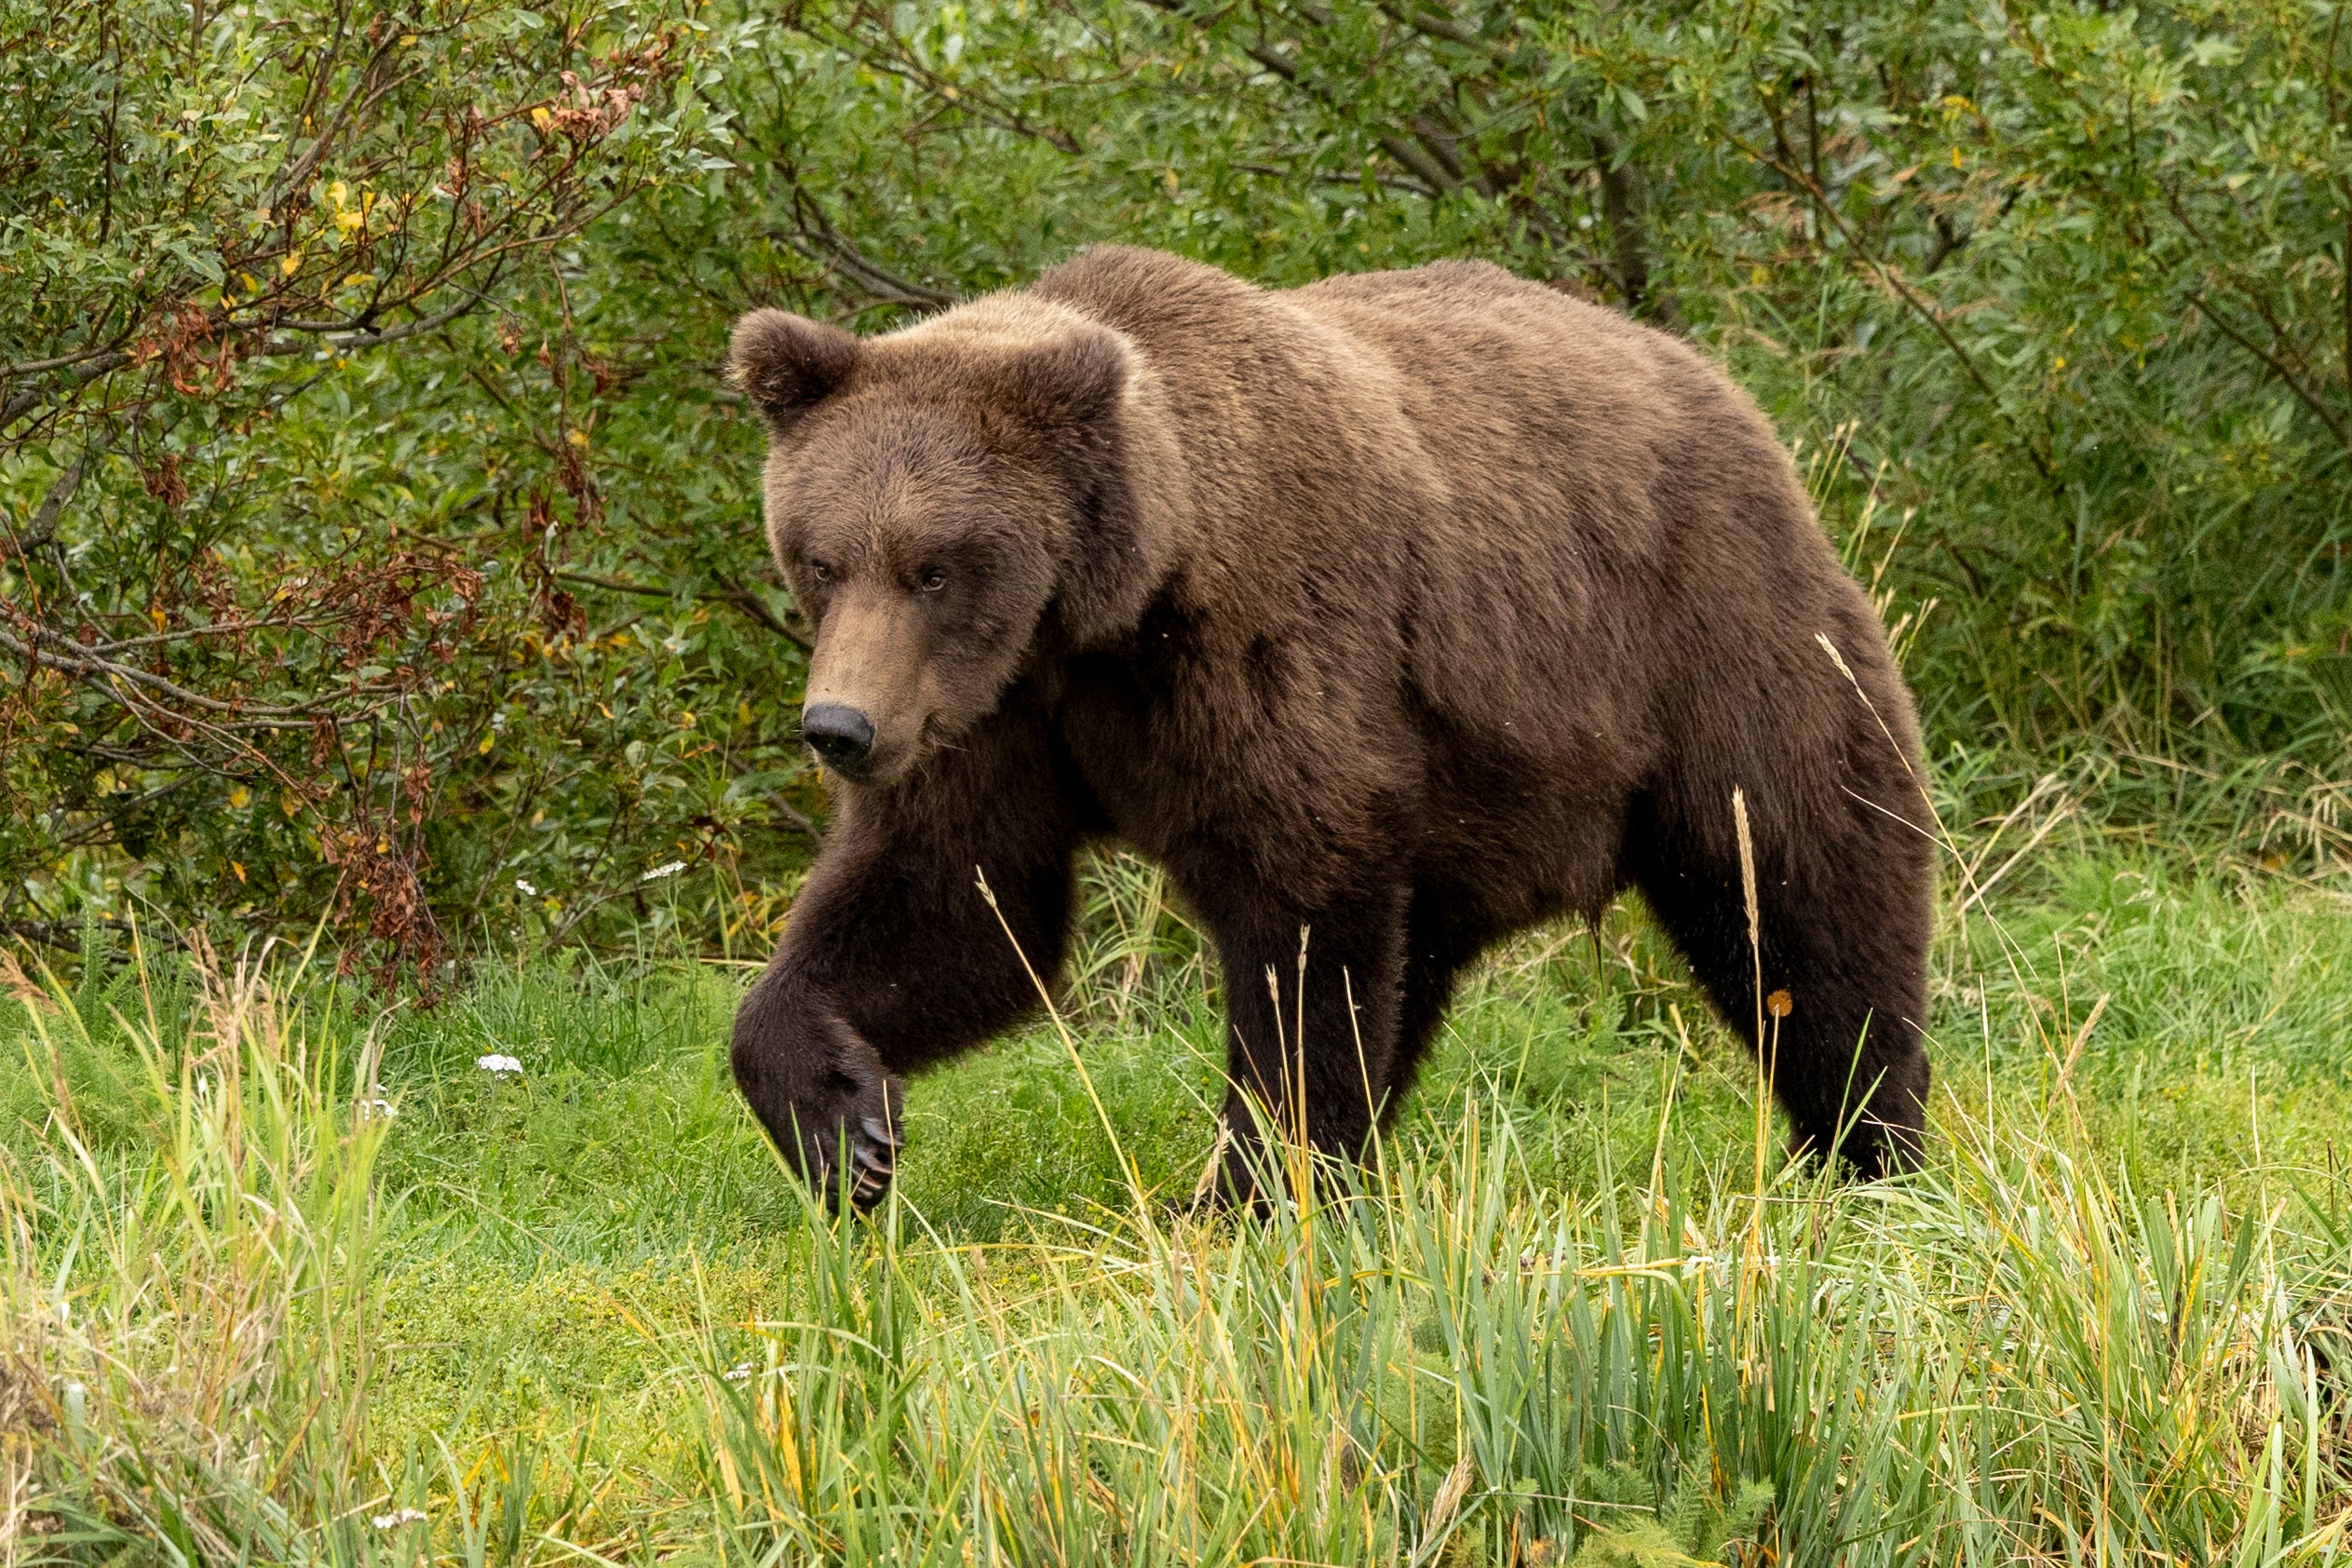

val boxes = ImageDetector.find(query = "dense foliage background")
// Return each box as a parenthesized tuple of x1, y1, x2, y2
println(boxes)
(7, 0, 2352, 975)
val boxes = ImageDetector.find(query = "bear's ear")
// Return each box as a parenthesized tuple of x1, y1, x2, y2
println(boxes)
(995, 326, 1182, 649)
(730, 309, 863, 436)
(998, 327, 1129, 439)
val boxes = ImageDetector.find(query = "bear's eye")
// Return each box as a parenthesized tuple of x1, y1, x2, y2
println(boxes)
(808, 561, 832, 585)
(918, 569, 948, 593)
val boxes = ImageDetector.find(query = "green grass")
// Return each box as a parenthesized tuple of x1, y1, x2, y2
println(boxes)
(3, 847, 2348, 1564)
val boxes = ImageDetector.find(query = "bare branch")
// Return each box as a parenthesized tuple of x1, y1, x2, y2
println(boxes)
(1734, 114, 2056, 485)
(556, 569, 814, 651)
(0, 620, 396, 719)
(775, 191, 954, 312)
(1375, 1, 1482, 47)
(2186, 292, 2352, 454)
(264, 39, 411, 210)
(259, 291, 493, 354)
(1209, 20, 1459, 197)
(1, 917, 142, 950)
(0, 345, 130, 378)
(0, 352, 134, 434)
(17, 445, 93, 553)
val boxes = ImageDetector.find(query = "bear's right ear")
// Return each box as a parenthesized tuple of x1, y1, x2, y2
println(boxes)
(729, 309, 863, 436)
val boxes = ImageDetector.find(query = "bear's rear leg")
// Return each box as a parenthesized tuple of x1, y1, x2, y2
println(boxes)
(1195, 882, 1408, 1209)
(1629, 781, 1932, 1179)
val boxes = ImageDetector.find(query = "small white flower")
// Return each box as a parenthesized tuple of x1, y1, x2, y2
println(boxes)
(723, 1362, 753, 1383)
(642, 860, 688, 882)
(476, 1053, 522, 1075)
(372, 1507, 427, 1529)
(359, 1097, 395, 1121)
(514, 877, 538, 896)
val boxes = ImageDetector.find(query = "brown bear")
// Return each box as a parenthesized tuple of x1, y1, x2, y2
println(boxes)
(726, 246, 1933, 1210)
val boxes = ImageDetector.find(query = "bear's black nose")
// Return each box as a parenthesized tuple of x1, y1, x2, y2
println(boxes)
(802, 703, 875, 769)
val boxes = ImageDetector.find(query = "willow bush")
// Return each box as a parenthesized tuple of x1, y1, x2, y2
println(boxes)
(6, 0, 2351, 966)
(0, 0, 788, 975)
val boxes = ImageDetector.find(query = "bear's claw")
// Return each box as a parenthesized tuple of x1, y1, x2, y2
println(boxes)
(812, 1117, 898, 1212)
(786, 1066, 904, 1215)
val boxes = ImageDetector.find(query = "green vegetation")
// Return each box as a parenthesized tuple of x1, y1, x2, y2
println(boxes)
(4, 852, 2347, 1561)
(7, 0, 2352, 961)
(7, 0, 2352, 1560)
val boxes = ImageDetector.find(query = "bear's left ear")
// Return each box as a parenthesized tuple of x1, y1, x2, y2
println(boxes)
(998, 327, 1130, 439)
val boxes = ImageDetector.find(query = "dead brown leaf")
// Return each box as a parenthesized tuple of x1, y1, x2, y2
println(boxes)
(0, 949, 56, 1014)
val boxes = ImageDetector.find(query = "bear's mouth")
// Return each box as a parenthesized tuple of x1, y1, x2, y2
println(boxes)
(811, 721, 935, 790)
(817, 749, 880, 786)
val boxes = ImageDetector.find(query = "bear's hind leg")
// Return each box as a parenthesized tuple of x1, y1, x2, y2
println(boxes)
(1628, 774, 1933, 1179)
(1381, 885, 1507, 1121)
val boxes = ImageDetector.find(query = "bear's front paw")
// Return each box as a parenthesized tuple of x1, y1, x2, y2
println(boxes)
(731, 980, 909, 1213)
(790, 1068, 906, 1214)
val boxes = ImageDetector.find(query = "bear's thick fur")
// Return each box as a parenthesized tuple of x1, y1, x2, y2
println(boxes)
(727, 246, 1933, 1208)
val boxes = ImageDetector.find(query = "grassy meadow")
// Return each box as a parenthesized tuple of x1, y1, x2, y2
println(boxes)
(3, 833, 2349, 1565)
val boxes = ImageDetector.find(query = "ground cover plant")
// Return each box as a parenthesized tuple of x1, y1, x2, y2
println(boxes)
(2, 840, 2347, 1563)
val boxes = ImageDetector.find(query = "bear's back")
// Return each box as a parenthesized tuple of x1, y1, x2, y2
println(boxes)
(1036, 246, 1805, 583)
(1033, 247, 1861, 806)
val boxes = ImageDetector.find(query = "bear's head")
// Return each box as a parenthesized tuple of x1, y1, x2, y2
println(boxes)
(729, 300, 1178, 787)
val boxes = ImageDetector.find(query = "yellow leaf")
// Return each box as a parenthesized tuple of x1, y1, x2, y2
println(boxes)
(479, 733, 495, 754)
(280, 250, 302, 276)
(531, 106, 554, 134)
(231, 860, 247, 884)
(228, 786, 250, 809)
(566, 429, 588, 448)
